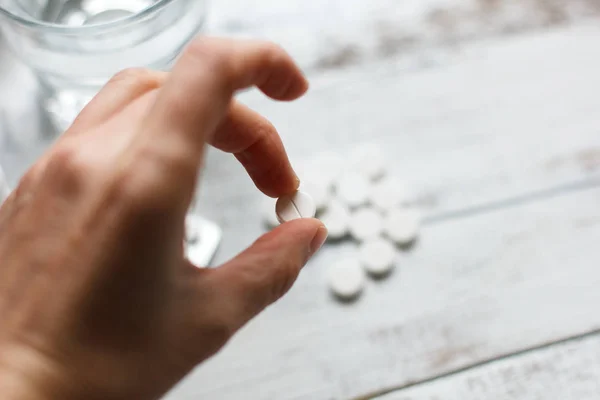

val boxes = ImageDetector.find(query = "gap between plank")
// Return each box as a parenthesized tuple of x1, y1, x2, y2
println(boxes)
(423, 177, 600, 226)
(350, 326, 600, 400)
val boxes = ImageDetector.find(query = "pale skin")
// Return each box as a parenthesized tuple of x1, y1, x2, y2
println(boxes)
(0, 37, 328, 400)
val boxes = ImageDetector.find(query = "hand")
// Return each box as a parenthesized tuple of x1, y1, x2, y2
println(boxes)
(0, 38, 328, 400)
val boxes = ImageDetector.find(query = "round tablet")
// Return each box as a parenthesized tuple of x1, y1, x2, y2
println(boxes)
(335, 173, 370, 208)
(359, 238, 396, 277)
(349, 143, 387, 181)
(328, 258, 366, 300)
(349, 207, 384, 241)
(369, 178, 409, 212)
(262, 197, 280, 228)
(185, 217, 200, 244)
(384, 208, 422, 245)
(300, 180, 331, 211)
(276, 191, 316, 223)
(319, 200, 350, 240)
(298, 151, 344, 190)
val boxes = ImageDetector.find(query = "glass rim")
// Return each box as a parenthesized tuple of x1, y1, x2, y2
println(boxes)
(0, 0, 176, 33)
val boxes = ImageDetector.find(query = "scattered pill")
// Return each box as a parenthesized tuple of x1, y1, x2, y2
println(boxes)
(349, 143, 387, 181)
(335, 173, 370, 208)
(349, 207, 384, 241)
(328, 258, 366, 300)
(276, 191, 316, 224)
(369, 177, 409, 212)
(300, 151, 345, 189)
(359, 238, 396, 277)
(300, 180, 331, 211)
(385, 208, 422, 245)
(319, 200, 351, 240)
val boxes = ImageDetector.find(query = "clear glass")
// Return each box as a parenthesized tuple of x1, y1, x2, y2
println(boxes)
(0, 163, 10, 203)
(0, 0, 208, 132)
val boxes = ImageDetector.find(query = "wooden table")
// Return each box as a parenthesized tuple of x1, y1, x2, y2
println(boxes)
(2, 1, 600, 399)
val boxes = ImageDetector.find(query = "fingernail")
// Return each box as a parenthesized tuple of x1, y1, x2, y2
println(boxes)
(309, 225, 328, 257)
(294, 174, 301, 190)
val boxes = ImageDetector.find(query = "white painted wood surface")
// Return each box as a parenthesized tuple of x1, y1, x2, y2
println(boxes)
(1, 2, 600, 399)
(377, 334, 600, 400)
(168, 186, 600, 400)
(209, 0, 600, 73)
(165, 23, 600, 399)
(198, 22, 600, 265)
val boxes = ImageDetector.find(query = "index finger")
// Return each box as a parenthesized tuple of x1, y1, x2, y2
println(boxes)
(141, 38, 308, 180)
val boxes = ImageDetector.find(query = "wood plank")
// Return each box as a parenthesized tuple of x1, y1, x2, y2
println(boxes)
(166, 186, 600, 400)
(163, 24, 600, 399)
(376, 333, 600, 400)
(196, 23, 600, 262)
(209, 0, 600, 72)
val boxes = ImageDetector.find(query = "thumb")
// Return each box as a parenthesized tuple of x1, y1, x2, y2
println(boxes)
(207, 218, 327, 330)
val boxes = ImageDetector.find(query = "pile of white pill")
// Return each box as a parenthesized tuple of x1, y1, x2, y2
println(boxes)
(263, 143, 422, 303)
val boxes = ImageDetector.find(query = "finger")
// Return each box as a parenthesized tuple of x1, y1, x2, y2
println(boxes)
(203, 219, 327, 330)
(139, 38, 308, 193)
(212, 101, 299, 197)
(67, 68, 167, 133)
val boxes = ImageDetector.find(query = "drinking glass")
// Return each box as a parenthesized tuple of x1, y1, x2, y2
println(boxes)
(0, 0, 208, 133)
(0, 163, 9, 203)
(0, 0, 221, 266)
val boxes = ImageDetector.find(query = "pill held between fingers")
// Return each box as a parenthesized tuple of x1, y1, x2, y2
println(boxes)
(276, 191, 317, 224)
(328, 258, 366, 300)
(262, 197, 281, 228)
(384, 208, 422, 245)
(185, 217, 201, 244)
(359, 238, 397, 277)
(349, 207, 384, 241)
(335, 173, 370, 208)
(319, 200, 350, 240)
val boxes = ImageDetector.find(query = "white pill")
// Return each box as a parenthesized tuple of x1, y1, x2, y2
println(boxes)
(349, 143, 387, 181)
(262, 197, 280, 228)
(384, 208, 422, 245)
(185, 217, 201, 244)
(300, 180, 330, 211)
(359, 238, 396, 277)
(328, 258, 366, 300)
(299, 151, 345, 189)
(335, 173, 370, 208)
(349, 207, 384, 241)
(276, 191, 316, 223)
(369, 178, 409, 212)
(319, 200, 350, 240)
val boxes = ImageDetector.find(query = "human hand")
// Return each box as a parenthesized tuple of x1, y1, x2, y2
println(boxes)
(0, 38, 328, 400)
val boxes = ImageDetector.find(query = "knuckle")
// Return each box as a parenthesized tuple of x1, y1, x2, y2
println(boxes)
(269, 259, 299, 300)
(44, 145, 90, 193)
(263, 41, 286, 59)
(108, 67, 159, 89)
(109, 154, 184, 219)
(240, 255, 299, 306)
(199, 313, 235, 352)
(185, 37, 227, 68)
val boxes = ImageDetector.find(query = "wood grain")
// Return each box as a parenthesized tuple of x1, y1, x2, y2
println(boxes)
(376, 333, 600, 400)
(196, 22, 600, 264)
(160, 22, 600, 400)
(167, 185, 600, 399)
